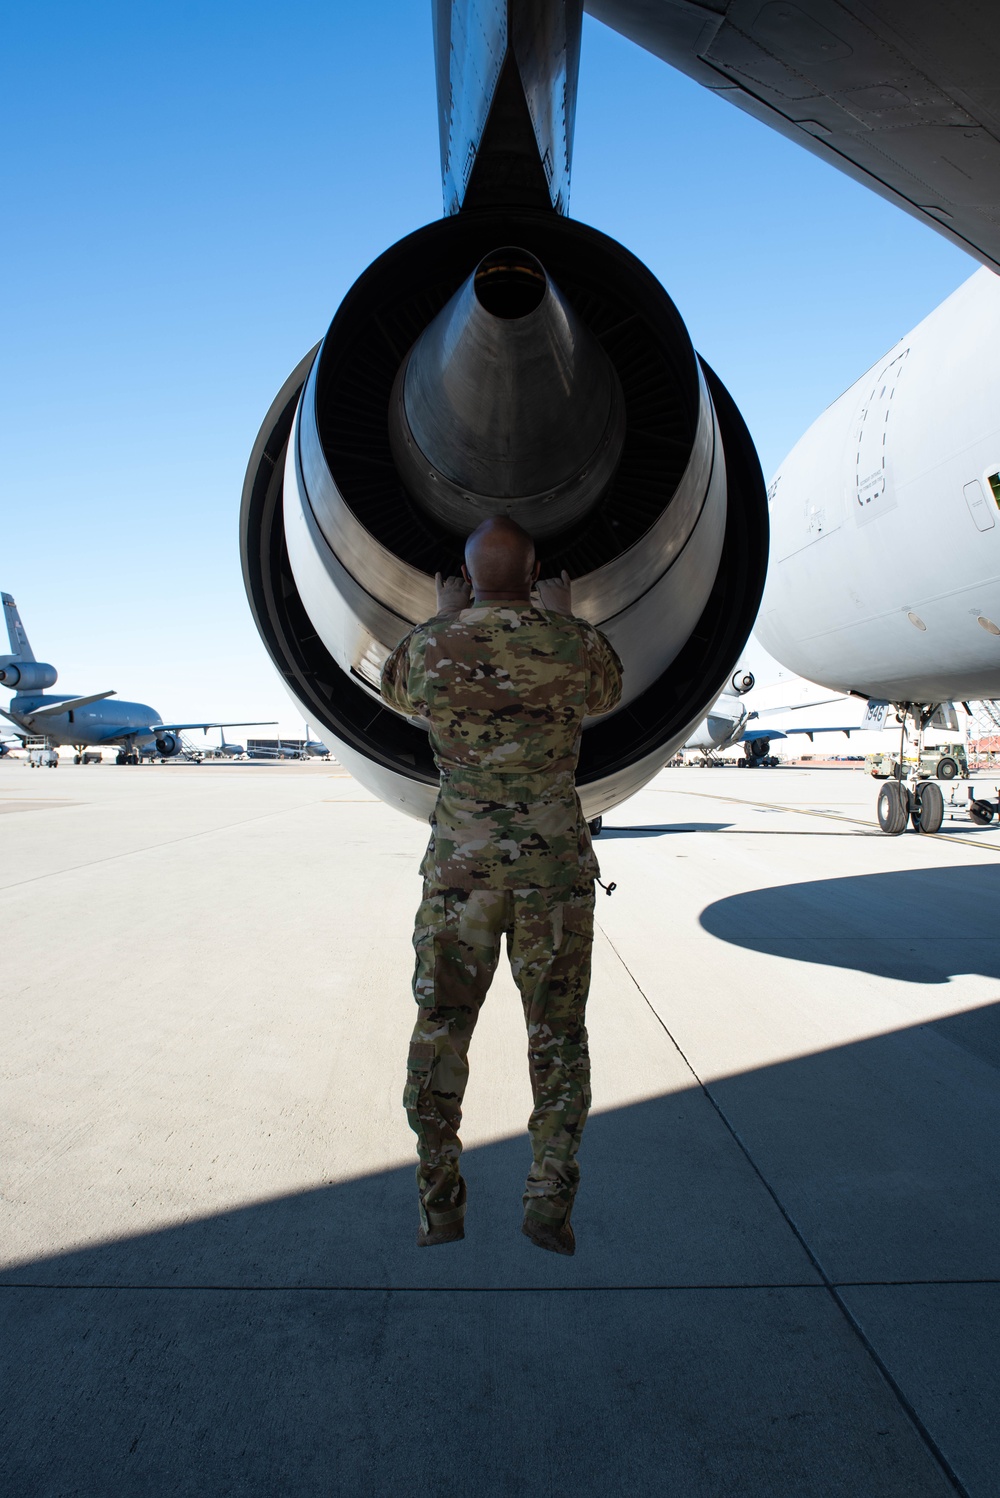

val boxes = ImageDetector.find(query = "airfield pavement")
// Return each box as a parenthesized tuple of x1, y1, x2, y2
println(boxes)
(2, 755, 1000, 1497)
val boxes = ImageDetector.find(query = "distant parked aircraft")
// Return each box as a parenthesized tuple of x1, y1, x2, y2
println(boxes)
(0, 593, 274, 764)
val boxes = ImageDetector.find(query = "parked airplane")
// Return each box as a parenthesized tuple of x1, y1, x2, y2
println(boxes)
(215, 730, 246, 759)
(685, 671, 756, 755)
(756, 270, 1000, 832)
(0, 594, 274, 764)
(686, 670, 860, 766)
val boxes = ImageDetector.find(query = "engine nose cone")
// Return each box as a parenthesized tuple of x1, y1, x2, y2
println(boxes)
(388, 247, 625, 537)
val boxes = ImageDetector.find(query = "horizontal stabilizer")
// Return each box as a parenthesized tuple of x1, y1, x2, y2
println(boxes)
(24, 691, 116, 720)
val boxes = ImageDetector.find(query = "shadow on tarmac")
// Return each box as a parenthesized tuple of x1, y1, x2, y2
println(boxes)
(700, 862, 1000, 986)
(3, 1007, 1000, 1493)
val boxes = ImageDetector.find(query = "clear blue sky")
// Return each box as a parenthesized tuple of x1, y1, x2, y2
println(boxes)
(1, 2, 974, 734)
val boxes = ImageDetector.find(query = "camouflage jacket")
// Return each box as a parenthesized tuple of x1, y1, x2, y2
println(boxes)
(380, 601, 623, 890)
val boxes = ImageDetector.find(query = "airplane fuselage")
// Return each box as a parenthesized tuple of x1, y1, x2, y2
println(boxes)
(8, 693, 163, 749)
(757, 268, 1000, 703)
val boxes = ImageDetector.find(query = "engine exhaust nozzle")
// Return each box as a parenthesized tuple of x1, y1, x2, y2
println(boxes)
(388, 247, 625, 537)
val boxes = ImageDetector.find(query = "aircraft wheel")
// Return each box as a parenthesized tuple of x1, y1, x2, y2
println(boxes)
(877, 781, 908, 835)
(970, 800, 995, 825)
(936, 757, 958, 780)
(588, 817, 603, 838)
(915, 782, 944, 834)
(115, 752, 127, 765)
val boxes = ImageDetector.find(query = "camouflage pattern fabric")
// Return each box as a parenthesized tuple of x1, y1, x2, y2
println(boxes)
(405, 880, 595, 1231)
(381, 601, 623, 891)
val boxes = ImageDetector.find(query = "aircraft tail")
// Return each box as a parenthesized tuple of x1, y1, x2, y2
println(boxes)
(1, 594, 35, 661)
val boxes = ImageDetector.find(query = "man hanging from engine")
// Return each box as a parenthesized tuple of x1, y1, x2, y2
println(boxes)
(380, 516, 623, 1255)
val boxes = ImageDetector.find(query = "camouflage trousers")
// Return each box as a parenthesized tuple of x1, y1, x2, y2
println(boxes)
(405, 880, 595, 1233)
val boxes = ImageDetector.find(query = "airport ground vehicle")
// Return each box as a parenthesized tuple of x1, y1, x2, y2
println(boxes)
(27, 746, 58, 768)
(867, 743, 968, 781)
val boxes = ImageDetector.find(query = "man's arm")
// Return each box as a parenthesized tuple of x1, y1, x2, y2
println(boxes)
(582, 624, 624, 716)
(381, 574, 470, 715)
(380, 632, 419, 715)
(537, 572, 623, 716)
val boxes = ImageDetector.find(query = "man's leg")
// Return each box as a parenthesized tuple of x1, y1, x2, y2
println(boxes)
(405, 885, 506, 1242)
(508, 882, 595, 1244)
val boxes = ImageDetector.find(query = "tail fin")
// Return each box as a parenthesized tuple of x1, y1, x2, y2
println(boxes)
(1, 595, 35, 661)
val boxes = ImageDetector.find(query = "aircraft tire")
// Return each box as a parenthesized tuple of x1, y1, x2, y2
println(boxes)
(877, 781, 908, 835)
(970, 800, 995, 825)
(936, 757, 958, 780)
(916, 782, 944, 834)
(588, 817, 603, 838)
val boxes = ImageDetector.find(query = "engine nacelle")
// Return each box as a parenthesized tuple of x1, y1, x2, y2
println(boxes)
(0, 659, 58, 691)
(241, 211, 768, 820)
(731, 671, 755, 695)
(154, 732, 183, 759)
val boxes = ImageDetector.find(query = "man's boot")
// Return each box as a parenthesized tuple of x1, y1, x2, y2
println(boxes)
(522, 1214, 575, 1256)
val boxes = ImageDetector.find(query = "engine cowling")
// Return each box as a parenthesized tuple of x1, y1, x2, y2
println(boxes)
(240, 211, 768, 820)
(731, 671, 755, 695)
(154, 733, 183, 759)
(0, 660, 58, 691)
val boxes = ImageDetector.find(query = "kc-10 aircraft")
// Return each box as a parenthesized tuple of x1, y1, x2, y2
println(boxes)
(238, 1, 1000, 833)
(0, 594, 273, 764)
(684, 671, 859, 766)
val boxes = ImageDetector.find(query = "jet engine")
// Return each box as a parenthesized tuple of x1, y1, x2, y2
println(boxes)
(241, 210, 768, 820)
(0, 660, 58, 691)
(154, 732, 183, 759)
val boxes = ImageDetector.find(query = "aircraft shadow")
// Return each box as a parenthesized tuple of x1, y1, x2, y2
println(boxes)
(599, 821, 732, 837)
(700, 861, 1000, 987)
(3, 1002, 1000, 1494)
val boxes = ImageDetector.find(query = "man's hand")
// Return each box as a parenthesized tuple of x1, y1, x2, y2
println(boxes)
(435, 572, 471, 616)
(536, 570, 572, 615)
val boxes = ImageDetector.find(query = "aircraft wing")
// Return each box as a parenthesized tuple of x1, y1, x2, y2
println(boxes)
(95, 719, 277, 744)
(742, 726, 857, 742)
(777, 726, 856, 740)
(20, 691, 117, 720)
(587, 1, 1000, 272)
(742, 727, 787, 742)
(150, 720, 279, 733)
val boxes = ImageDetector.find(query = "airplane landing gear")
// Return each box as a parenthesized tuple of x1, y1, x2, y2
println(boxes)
(877, 778, 944, 835)
(588, 817, 603, 838)
(911, 781, 944, 834)
(877, 781, 908, 835)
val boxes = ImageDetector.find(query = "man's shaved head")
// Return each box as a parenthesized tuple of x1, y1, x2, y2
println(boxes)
(464, 517, 537, 597)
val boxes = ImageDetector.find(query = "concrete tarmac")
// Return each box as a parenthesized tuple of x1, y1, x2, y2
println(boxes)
(2, 757, 999, 1496)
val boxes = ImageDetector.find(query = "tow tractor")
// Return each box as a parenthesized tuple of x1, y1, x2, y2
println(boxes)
(873, 704, 997, 834)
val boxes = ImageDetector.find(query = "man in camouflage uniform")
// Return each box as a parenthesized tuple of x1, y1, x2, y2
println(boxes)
(380, 517, 623, 1255)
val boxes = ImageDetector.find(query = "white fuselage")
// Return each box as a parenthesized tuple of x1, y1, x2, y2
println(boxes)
(756, 267, 1000, 702)
(685, 688, 748, 752)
